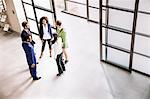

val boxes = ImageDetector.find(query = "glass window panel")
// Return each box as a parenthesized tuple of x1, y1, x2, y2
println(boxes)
(102, 27, 106, 44)
(34, 0, 52, 10)
(136, 13, 150, 35)
(67, 1, 86, 17)
(109, 9, 133, 31)
(102, 45, 106, 60)
(35, 8, 54, 25)
(134, 35, 150, 56)
(89, 0, 99, 8)
(28, 19, 38, 34)
(107, 29, 131, 50)
(102, 10, 106, 23)
(55, 0, 65, 9)
(107, 47, 130, 67)
(102, 10, 108, 44)
(22, 0, 32, 4)
(133, 54, 150, 75)
(102, 0, 106, 5)
(138, 0, 150, 12)
(24, 4, 35, 19)
(89, 8, 99, 22)
(109, 0, 135, 10)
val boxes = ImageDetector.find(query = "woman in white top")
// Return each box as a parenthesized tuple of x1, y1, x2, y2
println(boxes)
(52, 34, 66, 76)
(39, 16, 53, 58)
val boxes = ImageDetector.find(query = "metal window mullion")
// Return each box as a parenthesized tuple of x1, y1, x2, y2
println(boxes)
(64, 0, 67, 10)
(105, 0, 109, 60)
(129, 0, 140, 70)
(102, 43, 130, 53)
(86, 0, 89, 20)
(102, 24, 131, 35)
(67, 0, 86, 5)
(134, 51, 150, 59)
(99, 0, 103, 60)
(27, 17, 36, 21)
(21, 0, 28, 20)
(22, 1, 32, 6)
(102, 5, 134, 13)
(31, 0, 40, 34)
(51, 0, 56, 22)
(138, 10, 150, 15)
(34, 5, 53, 13)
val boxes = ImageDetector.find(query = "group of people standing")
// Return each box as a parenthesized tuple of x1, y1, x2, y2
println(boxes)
(21, 16, 68, 80)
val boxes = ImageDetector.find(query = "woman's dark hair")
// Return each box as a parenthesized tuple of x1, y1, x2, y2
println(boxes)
(39, 16, 49, 34)
(56, 20, 62, 26)
(52, 33, 58, 44)
(22, 21, 28, 28)
(39, 16, 49, 26)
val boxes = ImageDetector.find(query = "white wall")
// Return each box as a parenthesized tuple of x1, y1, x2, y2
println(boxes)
(13, 0, 26, 31)
(5, 0, 21, 33)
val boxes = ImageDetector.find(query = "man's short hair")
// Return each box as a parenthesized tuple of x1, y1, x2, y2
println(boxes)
(22, 21, 28, 28)
(56, 20, 62, 26)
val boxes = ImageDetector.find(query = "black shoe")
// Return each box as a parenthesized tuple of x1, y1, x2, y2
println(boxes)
(63, 68, 66, 71)
(33, 77, 41, 80)
(50, 54, 52, 57)
(39, 53, 43, 59)
(65, 60, 68, 64)
(56, 72, 63, 76)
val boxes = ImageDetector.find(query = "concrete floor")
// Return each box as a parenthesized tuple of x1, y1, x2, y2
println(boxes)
(0, 12, 149, 99)
(102, 63, 150, 99)
(0, 13, 113, 99)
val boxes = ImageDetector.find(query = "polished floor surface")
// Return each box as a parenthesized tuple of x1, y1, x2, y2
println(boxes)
(0, 13, 113, 99)
(0, 12, 149, 99)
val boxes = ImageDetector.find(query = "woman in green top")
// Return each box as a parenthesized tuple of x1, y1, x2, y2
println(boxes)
(56, 20, 68, 64)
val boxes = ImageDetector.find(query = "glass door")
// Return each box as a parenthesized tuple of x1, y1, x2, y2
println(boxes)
(132, 0, 150, 76)
(100, 0, 150, 76)
(100, 0, 136, 71)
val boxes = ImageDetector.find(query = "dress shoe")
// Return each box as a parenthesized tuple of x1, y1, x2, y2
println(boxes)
(50, 53, 52, 57)
(63, 68, 66, 71)
(33, 77, 41, 80)
(56, 72, 63, 76)
(65, 60, 68, 64)
(39, 53, 43, 59)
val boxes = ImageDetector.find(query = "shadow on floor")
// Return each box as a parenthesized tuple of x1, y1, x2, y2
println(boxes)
(0, 67, 29, 84)
(0, 30, 20, 38)
(6, 77, 34, 98)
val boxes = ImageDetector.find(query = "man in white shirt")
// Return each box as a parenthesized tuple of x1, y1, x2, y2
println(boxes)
(52, 34, 66, 76)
